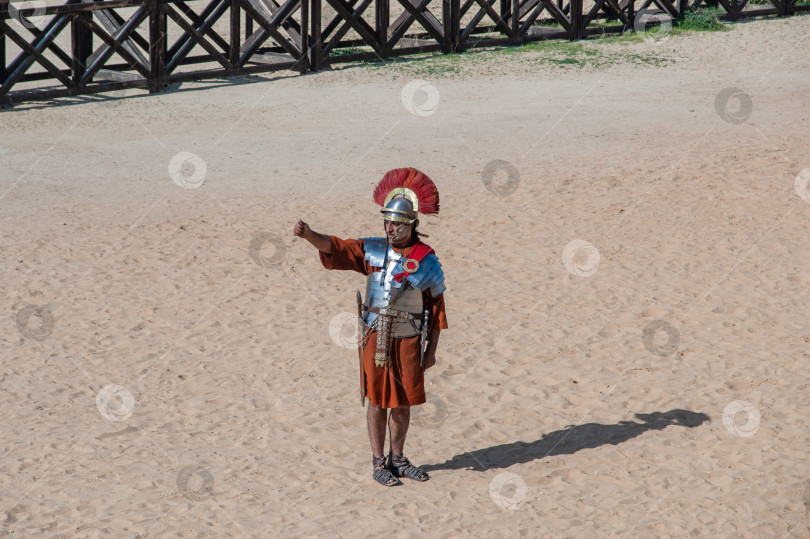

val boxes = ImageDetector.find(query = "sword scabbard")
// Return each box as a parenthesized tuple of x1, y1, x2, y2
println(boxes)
(356, 291, 366, 406)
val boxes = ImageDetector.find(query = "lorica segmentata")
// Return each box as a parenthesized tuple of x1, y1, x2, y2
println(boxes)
(359, 238, 445, 367)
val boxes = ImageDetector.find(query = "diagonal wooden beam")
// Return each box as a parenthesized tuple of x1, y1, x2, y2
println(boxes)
(542, 0, 571, 30)
(389, 0, 441, 39)
(167, 0, 229, 67)
(4, 13, 69, 78)
(461, 0, 511, 41)
(103, 6, 150, 50)
(603, 0, 630, 24)
(460, 0, 494, 41)
(518, 0, 547, 34)
(583, 0, 607, 27)
(165, 4, 232, 68)
(321, 0, 360, 41)
(84, 15, 148, 70)
(322, 0, 378, 48)
(0, 15, 73, 96)
(459, 0, 476, 18)
(259, 0, 302, 44)
(239, 0, 304, 60)
(317, 0, 379, 56)
(388, 0, 444, 46)
(79, 8, 151, 85)
(651, 0, 679, 17)
(240, 0, 302, 53)
(174, 0, 231, 51)
(475, 0, 514, 36)
(517, 0, 540, 19)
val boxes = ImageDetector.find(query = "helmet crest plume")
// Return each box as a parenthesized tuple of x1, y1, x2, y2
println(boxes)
(373, 168, 440, 216)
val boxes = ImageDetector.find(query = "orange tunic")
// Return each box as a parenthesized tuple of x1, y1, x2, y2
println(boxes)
(320, 236, 448, 408)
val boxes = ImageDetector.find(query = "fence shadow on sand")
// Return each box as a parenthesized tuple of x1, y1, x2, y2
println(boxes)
(422, 409, 710, 472)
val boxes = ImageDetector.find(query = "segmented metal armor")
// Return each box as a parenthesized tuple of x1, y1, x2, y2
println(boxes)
(362, 237, 445, 333)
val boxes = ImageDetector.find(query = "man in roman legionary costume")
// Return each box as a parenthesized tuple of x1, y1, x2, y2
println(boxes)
(293, 168, 448, 486)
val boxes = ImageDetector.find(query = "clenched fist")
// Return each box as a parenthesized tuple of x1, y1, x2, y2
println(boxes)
(293, 219, 311, 238)
(293, 219, 332, 253)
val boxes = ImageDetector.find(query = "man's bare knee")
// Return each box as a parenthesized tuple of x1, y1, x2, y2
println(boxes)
(391, 406, 410, 418)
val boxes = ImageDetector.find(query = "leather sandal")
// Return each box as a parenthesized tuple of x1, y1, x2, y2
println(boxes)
(387, 452, 429, 482)
(373, 456, 402, 486)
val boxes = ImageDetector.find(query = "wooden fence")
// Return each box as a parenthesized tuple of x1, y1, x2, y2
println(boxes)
(1, 0, 807, 105)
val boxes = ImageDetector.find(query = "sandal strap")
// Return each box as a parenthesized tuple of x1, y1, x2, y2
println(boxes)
(373, 463, 402, 486)
(389, 454, 430, 481)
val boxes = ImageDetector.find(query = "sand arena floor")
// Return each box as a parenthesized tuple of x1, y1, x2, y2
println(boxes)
(2, 14, 810, 538)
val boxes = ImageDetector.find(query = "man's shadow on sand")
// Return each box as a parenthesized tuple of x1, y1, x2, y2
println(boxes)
(422, 409, 709, 472)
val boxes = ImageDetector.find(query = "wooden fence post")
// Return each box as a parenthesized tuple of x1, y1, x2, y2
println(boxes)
(1, 2, 7, 84)
(376, 0, 389, 56)
(70, 12, 93, 85)
(300, 0, 308, 74)
(148, 0, 166, 93)
(230, 0, 241, 65)
(442, 0, 461, 53)
(500, 0, 510, 41)
(569, 0, 581, 40)
(627, 0, 635, 30)
(310, 0, 322, 71)
(442, 0, 450, 52)
(511, 0, 518, 42)
(450, 0, 460, 51)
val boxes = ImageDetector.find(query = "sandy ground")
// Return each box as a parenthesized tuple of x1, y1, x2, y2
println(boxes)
(2, 14, 810, 538)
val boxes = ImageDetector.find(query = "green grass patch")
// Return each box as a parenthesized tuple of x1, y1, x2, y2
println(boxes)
(363, 32, 675, 75)
(330, 47, 368, 57)
(331, 10, 732, 76)
(675, 8, 729, 31)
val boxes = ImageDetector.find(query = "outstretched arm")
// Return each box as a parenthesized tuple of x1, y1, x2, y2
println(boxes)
(293, 219, 332, 254)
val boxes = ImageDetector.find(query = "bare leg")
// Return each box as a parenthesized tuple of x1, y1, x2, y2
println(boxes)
(369, 404, 401, 486)
(388, 406, 410, 456)
(367, 404, 388, 459)
(387, 406, 429, 481)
